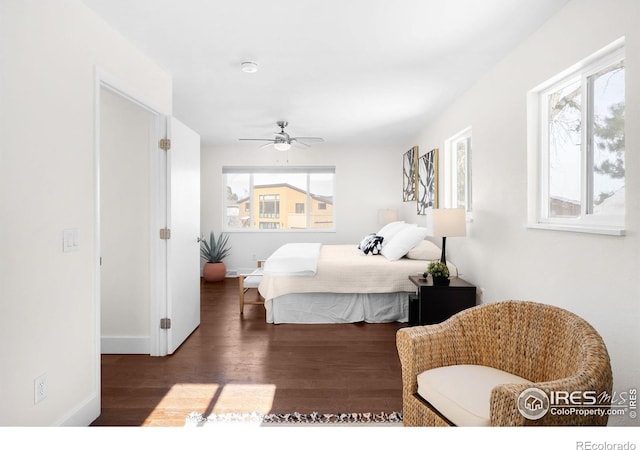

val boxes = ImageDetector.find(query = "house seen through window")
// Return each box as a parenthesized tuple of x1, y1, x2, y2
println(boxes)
(223, 167, 335, 231)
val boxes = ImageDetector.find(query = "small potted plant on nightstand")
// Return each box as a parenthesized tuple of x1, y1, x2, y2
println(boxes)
(200, 231, 231, 282)
(425, 260, 450, 286)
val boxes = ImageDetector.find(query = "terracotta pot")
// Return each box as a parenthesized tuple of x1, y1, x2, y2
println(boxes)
(203, 262, 226, 282)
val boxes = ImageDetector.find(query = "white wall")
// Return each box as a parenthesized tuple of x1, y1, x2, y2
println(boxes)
(3, 0, 635, 428)
(100, 87, 152, 352)
(201, 143, 403, 272)
(402, 0, 639, 425)
(0, 1, 171, 426)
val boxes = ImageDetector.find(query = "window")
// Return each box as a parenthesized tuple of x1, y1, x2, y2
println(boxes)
(259, 194, 280, 218)
(223, 166, 335, 231)
(444, 127, 472, 213)
(528, 39, 625, 235)
(259, 222, 280, 230)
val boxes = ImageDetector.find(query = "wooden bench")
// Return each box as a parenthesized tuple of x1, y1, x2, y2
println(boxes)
(238, 261, 264, 314)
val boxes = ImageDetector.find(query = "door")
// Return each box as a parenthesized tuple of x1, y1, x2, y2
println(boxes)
(166, 117, 201, 354)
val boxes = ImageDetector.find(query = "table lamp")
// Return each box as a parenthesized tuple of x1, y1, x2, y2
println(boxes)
(426, 208, 466, 266)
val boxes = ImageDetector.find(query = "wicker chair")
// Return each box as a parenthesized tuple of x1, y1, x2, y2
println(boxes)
(396, 300, 613, 426)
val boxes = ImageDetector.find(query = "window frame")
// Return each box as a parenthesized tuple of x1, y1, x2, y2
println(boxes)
(443, 126, 473, 218)
(222, 166, 336, 233)
(527, 38, 625, 236)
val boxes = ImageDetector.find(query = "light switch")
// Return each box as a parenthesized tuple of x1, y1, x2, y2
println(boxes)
(63, 228, 79, 252)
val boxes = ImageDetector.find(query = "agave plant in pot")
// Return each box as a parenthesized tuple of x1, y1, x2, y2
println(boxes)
(425, 259, 450, 286)
(200, 231, 231, 282)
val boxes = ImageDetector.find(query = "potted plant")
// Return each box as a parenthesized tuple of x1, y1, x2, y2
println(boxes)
(200, 231, 231, 282)
(425, 260, 450, 286)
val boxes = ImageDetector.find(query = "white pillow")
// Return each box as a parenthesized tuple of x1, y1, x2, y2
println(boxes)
(381, 226, 429, 261)
(377, 220, 405, 237)
(406, 240, 441, 260)
(377, 221, 415, 247)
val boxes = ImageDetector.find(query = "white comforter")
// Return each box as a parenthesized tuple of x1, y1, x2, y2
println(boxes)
(258, 244, 457, 301)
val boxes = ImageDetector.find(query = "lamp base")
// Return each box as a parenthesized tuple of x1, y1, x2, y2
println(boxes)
(440, 236, 447, 266)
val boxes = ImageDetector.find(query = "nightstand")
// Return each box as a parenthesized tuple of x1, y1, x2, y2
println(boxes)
(408, 275, 476, 326)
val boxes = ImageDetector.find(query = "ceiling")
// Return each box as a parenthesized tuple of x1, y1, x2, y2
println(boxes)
(82, 0, 570, 148)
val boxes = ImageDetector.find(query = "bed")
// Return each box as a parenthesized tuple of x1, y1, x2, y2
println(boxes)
(258, 222, 458, 324)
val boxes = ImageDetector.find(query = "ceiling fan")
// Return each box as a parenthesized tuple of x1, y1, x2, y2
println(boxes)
(239, 121, 324, 151)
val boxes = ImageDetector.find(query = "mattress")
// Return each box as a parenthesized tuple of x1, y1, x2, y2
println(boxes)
(259, 244, 457, 300)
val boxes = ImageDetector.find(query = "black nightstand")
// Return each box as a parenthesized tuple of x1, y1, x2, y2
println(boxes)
(408, 275, 477, 326)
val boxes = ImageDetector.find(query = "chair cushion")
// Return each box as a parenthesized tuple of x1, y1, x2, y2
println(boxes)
(242, 268, 263, 288)
(417, 364, 531, 426)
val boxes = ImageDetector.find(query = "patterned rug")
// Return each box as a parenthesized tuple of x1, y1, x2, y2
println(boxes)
(185, 411, 403, 427)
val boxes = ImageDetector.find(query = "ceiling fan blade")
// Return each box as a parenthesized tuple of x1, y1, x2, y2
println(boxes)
(292, 137, 325, 142)
(239, 138, 276, 142)
(293, 141, 310, 148)
(259, 142, 274, 149)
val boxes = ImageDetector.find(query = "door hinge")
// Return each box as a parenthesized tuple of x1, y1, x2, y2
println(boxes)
(160, 318, 171, 330)
(159, 138, 171, 151)
(160, 228, 171, 240)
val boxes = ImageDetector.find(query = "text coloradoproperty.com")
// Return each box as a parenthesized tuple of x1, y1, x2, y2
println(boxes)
(551, 406, 628, 417)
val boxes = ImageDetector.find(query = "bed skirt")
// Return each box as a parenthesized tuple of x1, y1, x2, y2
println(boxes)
(265, 292, 409, 324)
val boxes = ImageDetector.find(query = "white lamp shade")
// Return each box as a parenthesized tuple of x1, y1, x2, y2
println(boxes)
(378, 209, 399, 225)
(273, 142, 291, 151)
(426, 208, 466, 237)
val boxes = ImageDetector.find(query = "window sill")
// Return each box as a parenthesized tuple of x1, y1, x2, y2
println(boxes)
(527, 222, 625, 236)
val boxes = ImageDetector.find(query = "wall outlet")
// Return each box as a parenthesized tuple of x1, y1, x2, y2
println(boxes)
(34, 373, 47, 404)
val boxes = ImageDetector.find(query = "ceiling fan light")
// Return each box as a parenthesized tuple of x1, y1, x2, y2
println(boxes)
(241, 61, 258, 73)
(273, 142, 291, 151)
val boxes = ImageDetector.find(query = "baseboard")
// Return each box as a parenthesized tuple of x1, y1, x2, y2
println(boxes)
(101, 336, 150, 354)
(57, 392, 100, 426)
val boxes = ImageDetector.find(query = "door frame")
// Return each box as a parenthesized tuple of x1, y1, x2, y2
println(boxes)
(93, 66, 169, 378)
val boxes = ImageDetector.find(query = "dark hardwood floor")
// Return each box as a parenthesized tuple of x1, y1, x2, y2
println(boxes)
(91, 278, 405, 426)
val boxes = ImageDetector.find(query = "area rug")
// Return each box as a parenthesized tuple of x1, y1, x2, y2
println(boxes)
(185, 411, 403, 427)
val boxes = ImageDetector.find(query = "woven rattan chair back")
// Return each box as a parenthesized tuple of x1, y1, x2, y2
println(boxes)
(396, 300, 613, 426)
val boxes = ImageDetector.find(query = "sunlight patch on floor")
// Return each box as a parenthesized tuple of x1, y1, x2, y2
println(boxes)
(153, 383, 277, 416)
(156, 383, 221, 410)
(213, 384, 276, 414)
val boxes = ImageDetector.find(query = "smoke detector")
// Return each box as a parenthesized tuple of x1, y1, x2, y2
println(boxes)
(241, 61, 258, 73)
